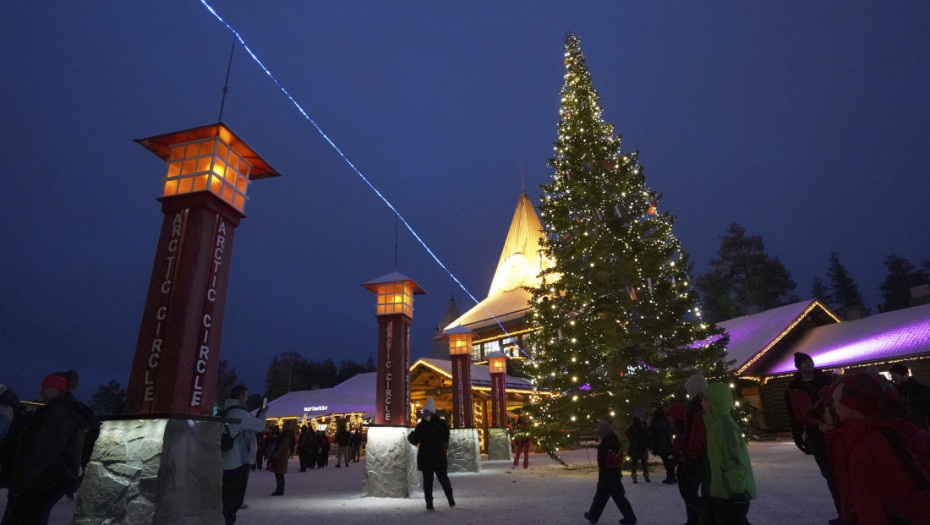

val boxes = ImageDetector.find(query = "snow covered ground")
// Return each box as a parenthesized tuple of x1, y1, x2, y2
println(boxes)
(16, 439, 836, 524)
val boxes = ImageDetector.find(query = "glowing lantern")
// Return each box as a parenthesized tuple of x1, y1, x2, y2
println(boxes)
(362, 272, 425, 318)
(486, 351, 508, 375)
(136, 123, 277, 213)
(444, 325, 474, 356)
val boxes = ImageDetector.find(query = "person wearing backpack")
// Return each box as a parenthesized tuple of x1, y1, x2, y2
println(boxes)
(584, 420, 637, 524)
(221, 385, 267, 525)
(1, 370, 96, 525)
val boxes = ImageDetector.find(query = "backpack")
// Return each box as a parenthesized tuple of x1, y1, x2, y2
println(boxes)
(0, 387, 24, 487)
(605, 447, 624, 472)
(220, 407, 240, 453)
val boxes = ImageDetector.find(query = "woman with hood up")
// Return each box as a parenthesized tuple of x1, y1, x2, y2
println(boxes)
(584, 420, 637, 524)
(702, 383, 756, 525)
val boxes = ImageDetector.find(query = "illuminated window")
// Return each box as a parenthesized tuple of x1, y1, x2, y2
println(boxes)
(161, 138, 252, 212)
(375, 282, 414, 317)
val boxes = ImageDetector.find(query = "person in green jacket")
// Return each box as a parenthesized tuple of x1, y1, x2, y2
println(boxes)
(702, 383, 756, 525)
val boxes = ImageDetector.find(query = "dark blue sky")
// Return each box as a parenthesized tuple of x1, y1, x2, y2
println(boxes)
(2, 2, 928, 403)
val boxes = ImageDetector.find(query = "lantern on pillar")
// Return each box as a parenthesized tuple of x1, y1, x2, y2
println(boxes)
(124, 123, 278, 415)
(485, 351, 508, 427)
(362, 271, 426, 425)
(443, 325, 475, 428)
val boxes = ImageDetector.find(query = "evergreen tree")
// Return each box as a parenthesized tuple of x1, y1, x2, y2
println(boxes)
(90, 380, 126, 416)
(526, 34, 730, 457)
(213, 359, 239, 414)
(826, 252, 868, 317)
(696, 223, 798, 322)
(810, 276, 832, 307)
(880, 254, 928, 312)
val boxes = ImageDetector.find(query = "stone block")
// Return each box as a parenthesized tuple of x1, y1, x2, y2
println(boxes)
(73, 417, 224, 524)
(486, 427, 513, 461)
(448, 428, 480, 473)
(362, 426, 421, 498)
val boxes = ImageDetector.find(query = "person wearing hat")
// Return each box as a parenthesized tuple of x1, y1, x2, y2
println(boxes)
(2, 370, 97, 525)
(407, 397, 454, 511)
(701, 383, 756, 525)
(888, 363, 930, 430)
(830, 371, 930, 525)
(783, 352, 841, 523)
(584, 420, 637, 524)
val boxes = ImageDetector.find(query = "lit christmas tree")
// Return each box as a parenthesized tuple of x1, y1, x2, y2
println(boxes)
(526, 33, 730, 456)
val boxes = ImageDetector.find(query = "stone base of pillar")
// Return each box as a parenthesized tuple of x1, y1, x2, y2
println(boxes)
(448, 428, 480, 473)
(362, 426, 421, 498)
(72, 416, 223, 525)
(486, 427, 513, 461)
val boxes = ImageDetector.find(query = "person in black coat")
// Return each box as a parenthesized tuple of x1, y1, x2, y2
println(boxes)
(407, 397, 454, 511)
(625, 408, 650, 483)
(584, 420, 637, 525)
(889, 363, 930, 430)
(2, 370, 97, 525)
(649, 406, 676, 484)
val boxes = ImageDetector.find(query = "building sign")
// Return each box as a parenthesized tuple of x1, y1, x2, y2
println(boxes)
(142, 209, 188, 402)
(190, 215, 226, 407)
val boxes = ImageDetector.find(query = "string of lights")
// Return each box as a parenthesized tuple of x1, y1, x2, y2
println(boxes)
(197, 0, 529, 357)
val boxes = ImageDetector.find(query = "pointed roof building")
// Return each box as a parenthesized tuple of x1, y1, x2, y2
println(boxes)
(444, 193, 553, 361)
(429, 295, 463, 358)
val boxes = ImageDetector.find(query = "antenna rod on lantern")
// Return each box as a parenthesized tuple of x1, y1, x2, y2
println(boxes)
(217, 36, 236, 122)
(394, 215, 399, 271)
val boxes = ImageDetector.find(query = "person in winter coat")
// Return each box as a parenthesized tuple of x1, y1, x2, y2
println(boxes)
(784, 352, 841, 522)
(584, 420, 638, 524)
(889, 363, 930, 430)
(2, 370, 97, 525)
(702, 383, 756, 525)
(221, 385, 267, 525)
(650, 406, 676, 484)
(315, 429, 330, 468)
(334, 418, 351, 468)
(407, 397, 454, 511)
(830, 371, 930, 525)
(675, 374, 709, 525)
(511, 414, 532, 469)
(625, 408, 650, 483)
(267, 420, 295, 496)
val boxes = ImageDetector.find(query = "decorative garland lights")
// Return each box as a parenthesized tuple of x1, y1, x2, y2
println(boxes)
(524, 34, 732, 460)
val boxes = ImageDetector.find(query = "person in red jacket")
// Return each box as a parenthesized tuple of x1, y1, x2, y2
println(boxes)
(831, 371, 930, 525)
(674, 374, 708, 525)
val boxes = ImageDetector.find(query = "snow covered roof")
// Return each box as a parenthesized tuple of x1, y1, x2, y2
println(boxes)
(446, 193, 551, 332)
(709, 300, 840, 375)
(763, 302, 930, 375)
(263, 358, 537, 419)
(447, 287, 534, 331)
(263, 372, 377, 419)
(413, 357, 535, 391)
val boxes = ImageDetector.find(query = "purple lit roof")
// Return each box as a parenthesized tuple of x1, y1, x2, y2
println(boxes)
(710, 300, 837, 373)
(764, 302, 930, 375)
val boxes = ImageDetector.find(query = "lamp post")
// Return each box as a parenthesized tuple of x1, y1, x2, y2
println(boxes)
(74, 123, 279, 523)
(484, 351, 513, 461)
(486, 351, 508, 427)
(443, 325, 475, 428)
(361, 271, 426, 498)
(125, 123, 278, 414)
(362, 271, 425, 425)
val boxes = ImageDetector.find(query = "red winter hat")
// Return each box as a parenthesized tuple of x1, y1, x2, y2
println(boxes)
(41, 373, 69, 392)
(837, 372, 896, 416)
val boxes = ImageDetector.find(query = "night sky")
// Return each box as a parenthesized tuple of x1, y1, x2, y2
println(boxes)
(2, 2, 929, 403)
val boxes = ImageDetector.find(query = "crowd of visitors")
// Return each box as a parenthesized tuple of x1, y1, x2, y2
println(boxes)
(2, 359, 928, 525)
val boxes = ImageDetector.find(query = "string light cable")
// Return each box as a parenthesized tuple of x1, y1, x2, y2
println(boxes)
(197, 0, 529, 357)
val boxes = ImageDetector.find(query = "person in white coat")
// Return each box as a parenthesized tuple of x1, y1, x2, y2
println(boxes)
(221, 385, 266, 525)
